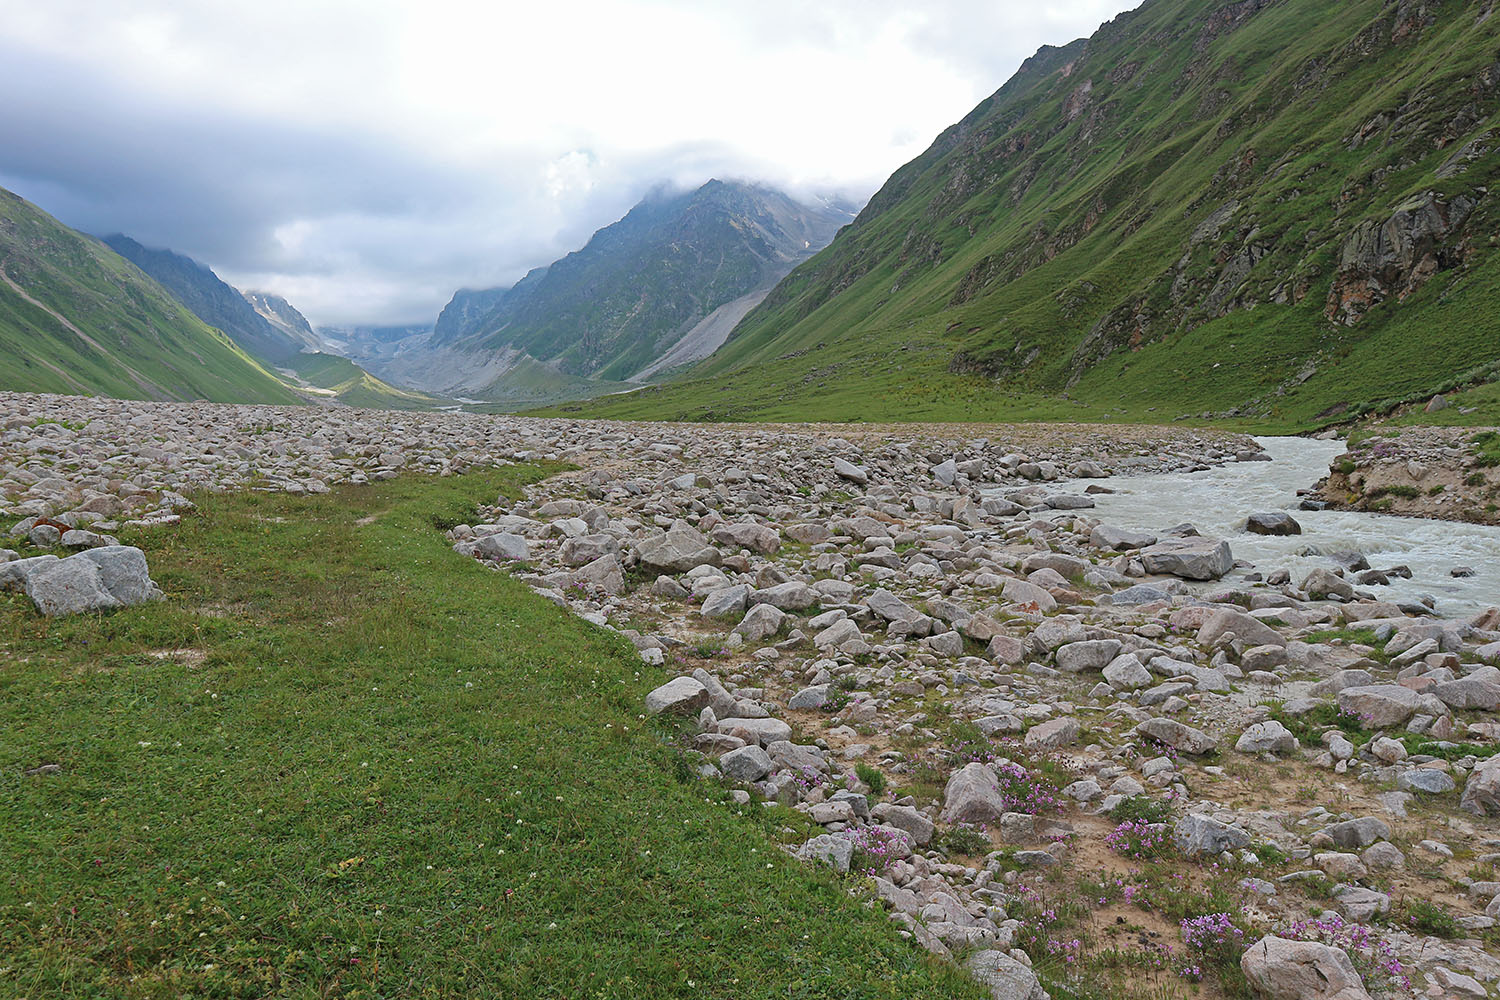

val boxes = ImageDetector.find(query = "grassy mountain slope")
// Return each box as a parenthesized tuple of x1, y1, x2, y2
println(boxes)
(0, 187, 302, 404)
(420, 180, 853, 406)
(104, 235, 304, 364)
(283, 351, 446, 410)
(554, 0, 1500, 428)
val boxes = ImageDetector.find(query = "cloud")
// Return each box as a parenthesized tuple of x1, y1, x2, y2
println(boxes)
(0, 0, 1130, 326)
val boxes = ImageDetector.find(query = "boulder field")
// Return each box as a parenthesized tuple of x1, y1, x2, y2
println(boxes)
(5, 390, 1500, 998)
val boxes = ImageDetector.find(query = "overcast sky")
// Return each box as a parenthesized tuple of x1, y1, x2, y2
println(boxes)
(0, 0, 1129, 327)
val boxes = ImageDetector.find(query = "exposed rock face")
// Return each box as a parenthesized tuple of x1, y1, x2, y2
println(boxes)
(1326, 192, 1476, 326)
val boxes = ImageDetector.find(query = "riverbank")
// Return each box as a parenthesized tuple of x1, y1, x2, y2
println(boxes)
(1313, 424, 1500, 527)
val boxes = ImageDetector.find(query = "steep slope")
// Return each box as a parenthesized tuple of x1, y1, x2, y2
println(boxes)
(244, 290, 323, 352)
(563, 0, 1500, 428)
(0, 187, 301, 404)
(431, 286, 512, 343)
(387, 180, 853, 407)
(103, 235, 303, 363)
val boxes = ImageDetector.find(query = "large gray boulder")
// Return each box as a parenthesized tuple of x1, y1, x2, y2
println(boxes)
(1103, 653, 1153, 689)
(1090, 524, 1157, 551)
(24, 557, 121, 616)
(23, 546, 163, 617)
(1199, 608, 1287, 648)
(76, 546, 164, 606)
(1174, 813, 1250, 855)
(645, 676, 708, 716)
(871, 802, 935, 846)
(1462, 756, 1500, 815)
(474, 532, 530, 562)
(1434, 667, 1500, 710)
(636, 521, 721, 574)
(1302, 568, 1355, 601)
(571, 554, 626, 595)
(1139, 537, 1233, 580)
(1246, 512, 1301, 536)
(939, 762, 1008, 825)
(749, 581, 817, 611)
(866, 588, 922, 624)
(1321, 816, 1390, 850)
(720, 745, 774, 782)
(1054, 639, 1121, 673)
(701, 584, 752, 620)
(796, 834, 854, 872)
(711, 521, 780, 555)
(832, 458, 868, 485)
(964, 949, 1048, 1000)
(1235, 721, 1298, 755)
(733, 603, 786, 642)
(558, 533, 617, 566)
(1136, 717, 1218, 754)
(1336, 685, 1420, 727)
(0, 554, 60, 592)
(1240, 935, 1372, 1000)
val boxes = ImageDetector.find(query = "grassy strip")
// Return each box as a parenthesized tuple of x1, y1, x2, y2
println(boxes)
(0, 469, 978, 999)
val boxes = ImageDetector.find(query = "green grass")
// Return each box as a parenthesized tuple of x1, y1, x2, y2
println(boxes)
(0, 186, 302, 405)
(0, 469, 980, 999)
(285, 353, 445, 411)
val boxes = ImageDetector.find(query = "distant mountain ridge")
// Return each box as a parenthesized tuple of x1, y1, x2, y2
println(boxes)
(0, 185, 301, 404)
(102, 235, 303, 363)
(244, 290, 323, 353)
(351, 179, 855, 406)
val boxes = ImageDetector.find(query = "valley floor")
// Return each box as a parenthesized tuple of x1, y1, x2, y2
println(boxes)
(3, 392, 1500, 999)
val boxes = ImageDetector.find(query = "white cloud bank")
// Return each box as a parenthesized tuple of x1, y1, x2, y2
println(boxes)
(0, 0, 1130, 325)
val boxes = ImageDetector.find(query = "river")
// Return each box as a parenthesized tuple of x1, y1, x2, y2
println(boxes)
(1046, 436, 1500, 616)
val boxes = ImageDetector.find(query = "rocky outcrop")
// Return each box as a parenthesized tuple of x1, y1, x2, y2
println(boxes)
(1326, 192, 1477, 325)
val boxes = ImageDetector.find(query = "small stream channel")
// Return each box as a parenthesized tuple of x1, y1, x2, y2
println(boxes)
(1049, 436, 1500, 616)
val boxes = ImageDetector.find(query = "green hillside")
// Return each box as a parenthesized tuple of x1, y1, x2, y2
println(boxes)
(284, 352, 446, 410)
(0, 187, 302, 404)
(413, 180, 852, 407)
(550, 0, 1500, 429)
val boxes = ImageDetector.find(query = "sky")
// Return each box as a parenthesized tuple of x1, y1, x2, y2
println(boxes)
(0, 0, 1130, 327)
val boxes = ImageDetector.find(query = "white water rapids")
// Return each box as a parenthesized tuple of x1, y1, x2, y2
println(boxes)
(1050, 436, 1500, 616)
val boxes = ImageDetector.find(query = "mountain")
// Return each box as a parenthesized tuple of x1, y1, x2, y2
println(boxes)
(564, 0, 1500, 428)
(432, 286, 511, 342)
(102, 235, 303, 363)
(0, 186, 301, 404)
(360, 180, 855, 406)
(244, 290, 323, 353)
(281, 352, 445, 410)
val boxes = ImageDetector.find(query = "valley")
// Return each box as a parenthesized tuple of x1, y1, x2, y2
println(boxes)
(0, 0, 1498, 997)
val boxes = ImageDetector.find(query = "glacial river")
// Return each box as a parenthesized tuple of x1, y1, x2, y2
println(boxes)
(1051, 436, 1500, 616)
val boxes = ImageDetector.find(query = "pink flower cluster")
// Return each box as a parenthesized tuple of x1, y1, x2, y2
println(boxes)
(1105, 819, 1172, 859)
(1282, 914, 1413, 996)
(1178, 912, 1243, 982)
